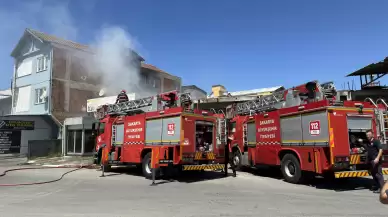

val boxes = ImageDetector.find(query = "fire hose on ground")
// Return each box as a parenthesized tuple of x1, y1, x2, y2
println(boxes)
(0, 164, 97, 187)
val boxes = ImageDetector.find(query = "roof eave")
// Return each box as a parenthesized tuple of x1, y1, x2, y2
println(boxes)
(10, 29, 44, 58)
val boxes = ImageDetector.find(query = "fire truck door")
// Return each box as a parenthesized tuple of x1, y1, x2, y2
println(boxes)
(181, 116, 196, 154)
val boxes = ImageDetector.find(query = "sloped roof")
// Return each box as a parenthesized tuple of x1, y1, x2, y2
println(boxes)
(11, 28, 144, 61)
(141, 62, 178, 78)
(28, 28, 90, 52)
(347, 57, 388, 77)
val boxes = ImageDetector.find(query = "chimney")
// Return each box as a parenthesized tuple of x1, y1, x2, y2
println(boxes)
(211, 85, 226, 97)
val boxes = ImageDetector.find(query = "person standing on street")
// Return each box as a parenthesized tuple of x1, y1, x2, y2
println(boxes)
(364, 129, 384, 193)
(227, 127, 237, 177)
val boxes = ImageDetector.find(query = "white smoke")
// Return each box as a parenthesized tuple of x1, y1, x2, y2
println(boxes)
(0, 0, 152, 98)
(86, 26, 150, 97)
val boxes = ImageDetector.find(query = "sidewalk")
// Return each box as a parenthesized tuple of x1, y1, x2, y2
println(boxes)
(24, 156, 95, 168)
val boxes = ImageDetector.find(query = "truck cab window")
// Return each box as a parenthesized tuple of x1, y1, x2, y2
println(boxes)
(98, 122, 106, 135)
(195, 121, 214, 152)
(229, 122, 236, 132)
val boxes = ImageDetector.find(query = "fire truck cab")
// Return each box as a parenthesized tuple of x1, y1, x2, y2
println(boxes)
(92, 91, 226, 179)
(226, 81, 388, 183)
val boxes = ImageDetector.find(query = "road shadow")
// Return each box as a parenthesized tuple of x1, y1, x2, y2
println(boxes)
(102, 166, 233, 184)
(308, 177, 373, 192)
(243, 166, 374, 192)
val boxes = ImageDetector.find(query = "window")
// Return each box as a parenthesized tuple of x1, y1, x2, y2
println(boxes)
(35, 87, 47, 104)
(142, 74, 149, 85)
(14, 85, 32, 112)
(98, 122, 106, 135)
(153, 78, 161, 88)
(36, 56, 48, 72)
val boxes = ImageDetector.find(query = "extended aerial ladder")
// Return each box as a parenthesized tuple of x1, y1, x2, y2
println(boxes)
(94, 91, 192, 120)
(234, 81, 337, 116)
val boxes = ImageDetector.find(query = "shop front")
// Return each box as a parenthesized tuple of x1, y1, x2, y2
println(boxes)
(63, 116, 96, 156)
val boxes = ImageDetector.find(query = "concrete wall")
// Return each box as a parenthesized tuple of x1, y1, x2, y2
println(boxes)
(182, 85, 207, 100)
(0, 97, 12, 116)
(28, 139, 61, 159)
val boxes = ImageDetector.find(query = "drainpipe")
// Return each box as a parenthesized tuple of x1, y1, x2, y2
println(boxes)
(11, 59, 17, 112)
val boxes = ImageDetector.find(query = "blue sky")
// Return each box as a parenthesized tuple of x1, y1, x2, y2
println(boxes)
(1, 0, 388, 93)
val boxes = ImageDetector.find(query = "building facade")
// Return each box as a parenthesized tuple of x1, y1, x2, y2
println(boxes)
(0, 89, 12, 116)
(10, 28, 182, 156)
(182, 85, 207, 100)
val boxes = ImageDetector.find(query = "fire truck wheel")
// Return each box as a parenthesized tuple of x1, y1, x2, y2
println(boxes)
(142, 152, 159, 179)
(232, 150, 242, 170)
(281, 154, 302, 184)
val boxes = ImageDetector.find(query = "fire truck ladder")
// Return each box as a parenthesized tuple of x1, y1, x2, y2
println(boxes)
(242, 123, 248, 147)
(376, 98, 388, 144)
(95, 92, 193, 119)
(94, 96, 155, 119)
(236, 90, 286, 115)
(107, 96, 154, 115)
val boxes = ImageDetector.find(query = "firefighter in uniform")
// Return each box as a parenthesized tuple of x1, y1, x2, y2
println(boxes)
(226, 125, 237, 177)
(116, 90, 129, 104)
(360, 130, 384, 193)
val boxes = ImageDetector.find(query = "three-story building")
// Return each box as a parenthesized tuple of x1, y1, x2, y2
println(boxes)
(10, 28, 182, 156)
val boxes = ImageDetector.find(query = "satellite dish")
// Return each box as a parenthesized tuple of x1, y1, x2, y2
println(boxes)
(99, 88, 105, 97)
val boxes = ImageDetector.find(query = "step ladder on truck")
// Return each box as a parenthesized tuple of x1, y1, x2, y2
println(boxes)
(364, 97, 388, 169)
(91, 91, 228, 179)
(222, 80, 388, 184)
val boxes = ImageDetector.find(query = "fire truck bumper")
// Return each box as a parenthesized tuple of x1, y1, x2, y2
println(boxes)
(334, 168, 388, 178)
(182, 164, 225, 171)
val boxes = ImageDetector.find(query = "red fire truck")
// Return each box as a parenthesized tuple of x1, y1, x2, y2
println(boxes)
(92, 91, 226, 179)
(223, 81, 388, 184)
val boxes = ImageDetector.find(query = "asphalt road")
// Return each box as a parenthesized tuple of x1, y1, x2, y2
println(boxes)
(0, 166, 386, 217)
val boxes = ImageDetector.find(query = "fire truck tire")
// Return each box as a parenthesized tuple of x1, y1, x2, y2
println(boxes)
(280, 154, 302, 184)
(142, 152, 160, 179)
(232, 149, 242, 170)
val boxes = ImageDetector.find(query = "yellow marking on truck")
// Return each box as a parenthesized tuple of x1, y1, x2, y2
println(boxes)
(180, 116, 184, 161)
(182, 113, 217, 119)
(350, 154, 361, 165)
(146, 140, 180, 143)
(328, 110, 334, 165)
(314, 151, 319, 173)
(207, 152, 215, 160)
(182, 164, 224, 171)
(328, 107, 374, 112)
(194, 152, 202, 160)
(335, 169, 388, 178)
(282, 140, 328, 143)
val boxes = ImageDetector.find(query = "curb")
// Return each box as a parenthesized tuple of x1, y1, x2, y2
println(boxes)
(17, 163, 100, 169)
(41, 164, 100, 169)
